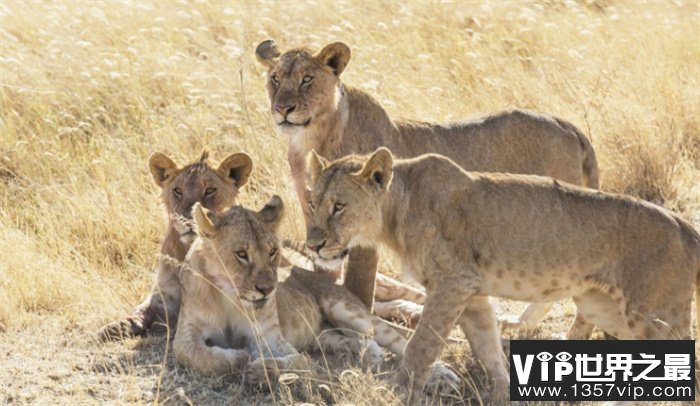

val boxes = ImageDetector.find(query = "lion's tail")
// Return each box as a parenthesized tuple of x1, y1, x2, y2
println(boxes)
(556, 118, 600, 189)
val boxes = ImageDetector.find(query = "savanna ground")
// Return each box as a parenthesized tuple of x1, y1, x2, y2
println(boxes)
(1, 0, 699, 404)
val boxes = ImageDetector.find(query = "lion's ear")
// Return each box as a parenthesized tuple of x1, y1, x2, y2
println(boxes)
(217, 152, 253, 187)
(256, 39, 281, 68)
(354, 147, 393, 192)
(314, 42, 351, 76)
(306, 150, 328, 189)
(258, 195, 284, 232)
(192, 203, 217, 238)
(148, 152, 180, 188)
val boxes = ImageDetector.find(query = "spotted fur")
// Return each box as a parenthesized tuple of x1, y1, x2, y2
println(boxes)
(306, 148, 700, 397)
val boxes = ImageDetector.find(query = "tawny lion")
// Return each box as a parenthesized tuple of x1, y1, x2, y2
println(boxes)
(99, 151, 252, 340)
(255, 39, 599, 334)
(304, 147, 700, 396)
(174, 196, 459, 392)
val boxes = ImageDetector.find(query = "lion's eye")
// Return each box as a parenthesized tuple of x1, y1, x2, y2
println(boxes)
(173, 187, 183, 199)
(271, 75, 279, 84)
(205, 187, 216, 197)
(236, 250, 248, 261)
(302, 75, 313, 85)
(270, 248, 277, 258)
(333, 203, 345, 215)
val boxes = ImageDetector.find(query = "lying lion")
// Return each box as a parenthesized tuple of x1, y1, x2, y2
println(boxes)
(174, 196, 459, 391)
(256, 39, 600, 335)
(304, 147, 700, 397)
(99, 151, 252, 340)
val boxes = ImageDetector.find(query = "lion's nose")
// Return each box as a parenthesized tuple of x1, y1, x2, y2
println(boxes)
(255, 284, 274, 297)
(275, 103, 296, 117)
(307, 239, 326, 253)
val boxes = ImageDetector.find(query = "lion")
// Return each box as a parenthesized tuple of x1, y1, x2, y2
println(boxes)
(174, 196, 459, 392)
(255, 39, 599, 334)
(98, 151, 253, 340)
(304, 147, 700, 396)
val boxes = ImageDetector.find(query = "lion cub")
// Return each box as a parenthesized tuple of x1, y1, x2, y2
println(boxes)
(99, 151, 252, 340)
(175, 197, 459, 390)
(305, 147, 700, 395)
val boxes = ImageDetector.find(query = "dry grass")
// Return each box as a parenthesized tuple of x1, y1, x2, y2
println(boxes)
(1, 0, 698, 404)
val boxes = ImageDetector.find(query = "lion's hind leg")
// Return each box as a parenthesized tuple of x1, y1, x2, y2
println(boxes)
(98, 310, 148, 341)
(573, 289, 633, 339)
(99, 264, 181, 341)
(98, 293, 172, 341)
(500, 301, 596, 340)
(373, 299, 423, 329)
(457, 296, 509, 398)
(566, 311, 596, 339)
(620, 292, 690, 341)
(373, 274, 426, 328)
(500, 301, 552, 337)
(321, 297, 406, 355)
(338, 287, 464, 394)
(316, 328, 384, 371)
(375, 273, 425, 304)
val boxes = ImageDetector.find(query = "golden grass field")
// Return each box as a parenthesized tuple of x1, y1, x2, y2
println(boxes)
(1, 0, 699, 404)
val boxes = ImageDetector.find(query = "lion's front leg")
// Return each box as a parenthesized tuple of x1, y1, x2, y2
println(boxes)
(344, 246, 379, 310)
(245, 326, 308, 387)
(458, 296, 509, 400)
(289, 149, 311, 223)
(375, 273, 426, 304)
(394, 281, 471, 393)
(173, 321, 249, 375)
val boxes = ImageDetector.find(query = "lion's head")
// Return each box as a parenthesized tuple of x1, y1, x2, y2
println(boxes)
(255, 39, 351, 139)
(304, 148, 394, 268)
(191, 196, 284, 310)
(148, 151, 253, 243)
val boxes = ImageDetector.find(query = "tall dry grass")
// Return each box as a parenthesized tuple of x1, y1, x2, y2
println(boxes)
(1, 0, 698, 403)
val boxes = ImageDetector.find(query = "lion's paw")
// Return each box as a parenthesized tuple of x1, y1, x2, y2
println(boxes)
(360, 339, 384, 372)
(98, 317, 144, 342)
(426, 361, 461, 395)
(223, 348, 250, 371)
(245, 358, 279, 387)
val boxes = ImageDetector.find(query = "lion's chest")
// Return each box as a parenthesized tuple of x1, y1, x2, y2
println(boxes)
(200, 306, 256, 350)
